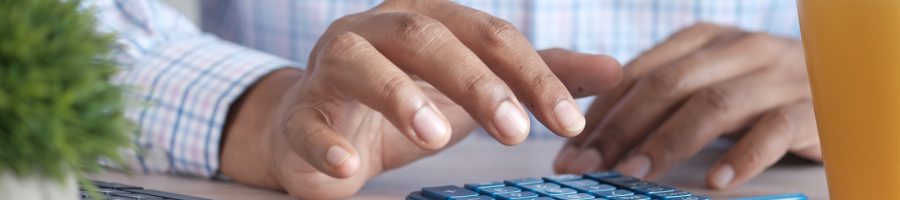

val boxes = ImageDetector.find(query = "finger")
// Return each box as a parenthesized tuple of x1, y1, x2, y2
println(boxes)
(538, 48, 623, 98)
(339, 12, 530, 145)
(555, 23, 738, 173)
(283, 101, 361, 178)
(313, 32, 451, 150)
(400, 1, 609, 137)
(450, 13, 589, 137)
(791, 142, 823, 162)
(415, 3, 585, 137)
(535, 49, 623, 168)
(538, 48, 624, 172)
(706, 102, 817, 189)
(612, 69, 808, 179)
(579, 23, 741, 142)
(582, 32, 788, 172)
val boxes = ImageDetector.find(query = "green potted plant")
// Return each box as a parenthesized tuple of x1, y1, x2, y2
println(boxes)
(0, 0, 132, 199)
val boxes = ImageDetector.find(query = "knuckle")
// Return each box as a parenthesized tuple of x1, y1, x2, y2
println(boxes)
(697, 87, 735, 112)
(743, 32, 775, 44)
(394, 13, 445, 42)
(739, 32, 780, 51)
(689, 22, 717, 31)
(379, 0, 437, 10)
(591, 133, 621, 154)
(329, 32, 367, 51)
(740, 145, 767, 166)
(281, 108, 301, 135)
(300, 127, 329, 154)
(679, 22, 719, 35)
(462, 72, 500, 98)
(379, 0, 407, 7)
(768, 108, 798, 133)
(320, 32, 367, 66)
(597, 120, 633, 150)
(527, 71, 560, 96)
(330, 15, 356, 28)
(544, 47, 567, 54)
(653, 132, 681, 157)
(380, 75, 412, 108)
(599, 120, 627, 137)
(669, 22, 735, 42)
(478, 15, 520, 47)
(643, 71, 682, 92)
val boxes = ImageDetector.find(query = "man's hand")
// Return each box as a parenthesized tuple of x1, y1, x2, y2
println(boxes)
(554, 23, 823, 189)
(219, 0, 622, 199)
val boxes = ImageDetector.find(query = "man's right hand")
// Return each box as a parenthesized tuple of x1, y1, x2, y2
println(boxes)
(220, 0, 622, 199)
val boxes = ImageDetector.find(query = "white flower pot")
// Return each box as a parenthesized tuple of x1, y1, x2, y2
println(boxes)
(0, 170, 77, 200)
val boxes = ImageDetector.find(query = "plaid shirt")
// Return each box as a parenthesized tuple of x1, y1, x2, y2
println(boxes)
(85, 0, 801, 178)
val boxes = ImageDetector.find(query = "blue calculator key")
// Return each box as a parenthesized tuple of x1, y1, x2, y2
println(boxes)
(521, 183, 561, 191)
(407, 191, 431, 200)
(498, 198, 552, 200)
(590, 189, 635, 198)
(584, 171, 622, 180)
(632, 186, 675, 195)
(465, 181, 506, 191)
(481, 186, 523, 196)
(496, 192, 539, 200)
(534, 188, 578, 196)
(573, 184, 616, 193)
(619, 181, 658, 189)
(409, 172, 745, 200)
(652, 191, 693, 199)
(504, 178, 544, 186)
(458, 196, 497, 200)
(600, 176, 640, 186)
(551, 193, 595, 200)
(610, 194, 651, 200)
(559, 179, 599, 188)
(423, 185, 480, 200)
(668, 196, 710, 200)
(543, 174, 583, 183)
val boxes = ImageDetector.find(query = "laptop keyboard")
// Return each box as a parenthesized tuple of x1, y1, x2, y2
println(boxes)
(81, 180, 210, 200)
(407, 171, 708, 200)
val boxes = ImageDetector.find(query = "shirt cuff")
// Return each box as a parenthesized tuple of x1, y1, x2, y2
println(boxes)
(118, 35, 298, 178)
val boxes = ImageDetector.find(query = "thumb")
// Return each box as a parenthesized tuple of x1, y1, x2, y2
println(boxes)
(538, 48, 623, 98)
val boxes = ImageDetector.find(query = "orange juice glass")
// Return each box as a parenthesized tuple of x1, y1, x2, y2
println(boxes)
(798, 1, 900, 199)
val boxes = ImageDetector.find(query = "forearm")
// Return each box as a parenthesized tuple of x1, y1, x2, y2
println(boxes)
(221, 68, 304, 190)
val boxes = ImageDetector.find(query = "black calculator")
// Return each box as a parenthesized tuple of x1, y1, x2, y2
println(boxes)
(81, 180, 209, 200)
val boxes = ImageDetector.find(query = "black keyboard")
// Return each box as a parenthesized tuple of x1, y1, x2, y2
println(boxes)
(81, 180, 210, 200)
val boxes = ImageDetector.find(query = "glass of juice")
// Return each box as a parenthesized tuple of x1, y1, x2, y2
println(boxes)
(798, 1, 900, 199)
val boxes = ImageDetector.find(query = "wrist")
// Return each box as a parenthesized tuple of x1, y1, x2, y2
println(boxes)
(221, 68, 304, 189)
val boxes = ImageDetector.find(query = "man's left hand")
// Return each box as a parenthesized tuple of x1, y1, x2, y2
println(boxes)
(554, 23, 823, 189)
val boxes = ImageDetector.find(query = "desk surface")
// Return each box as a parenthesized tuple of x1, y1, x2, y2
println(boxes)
(90, 137, 829, 199)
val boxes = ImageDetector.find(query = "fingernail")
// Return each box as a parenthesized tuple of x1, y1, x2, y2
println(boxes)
(555, 146, 580, 171)
(553, 100, 585, 134)
(412, 105, 449, 143)
(570, 149, 603, 173)
(326, 146, 351, 167)
(615, 154, 651, 178)
(493, 100, 529, 139)
(711, 164, 734, 188)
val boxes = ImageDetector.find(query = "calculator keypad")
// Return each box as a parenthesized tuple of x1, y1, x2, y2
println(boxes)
(406, 171, 710, 200)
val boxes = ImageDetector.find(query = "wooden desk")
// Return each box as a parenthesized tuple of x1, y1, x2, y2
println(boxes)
(90, 137, 829, 199)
